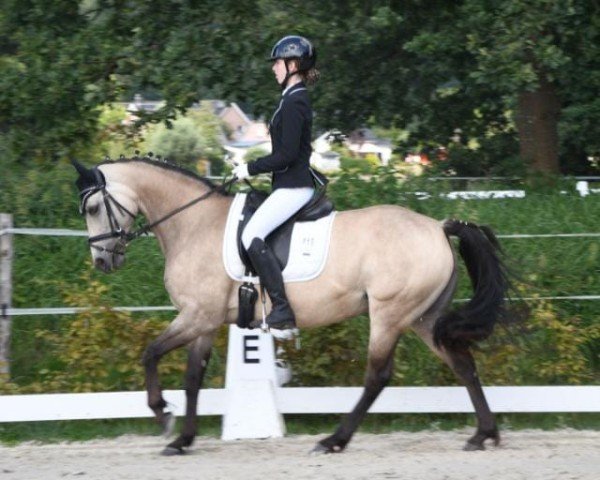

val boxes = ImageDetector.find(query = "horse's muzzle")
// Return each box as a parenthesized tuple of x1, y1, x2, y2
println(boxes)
(94, 256, 112, 273)
(94, 253, 125, 273)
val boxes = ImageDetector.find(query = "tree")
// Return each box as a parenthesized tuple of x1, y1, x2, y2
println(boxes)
(1, 0, 598, 177)
(405, 0, 600, 176)
(145, 103, 225, 173)
(0, 1, 127, 163)
(146, 118, 204, 167)
(0, 0, 267, 164)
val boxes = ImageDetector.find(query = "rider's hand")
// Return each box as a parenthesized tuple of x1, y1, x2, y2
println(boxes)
(232, 163, 250, 180)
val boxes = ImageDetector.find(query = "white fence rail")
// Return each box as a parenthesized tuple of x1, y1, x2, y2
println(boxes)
(2, 226, 598, 318)
(3, 227, 600, 239)
(5, 295, 600, 318)
(1, 386, 599, 423)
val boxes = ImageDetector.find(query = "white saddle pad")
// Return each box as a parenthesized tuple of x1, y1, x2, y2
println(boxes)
(223, 193, 336, 283)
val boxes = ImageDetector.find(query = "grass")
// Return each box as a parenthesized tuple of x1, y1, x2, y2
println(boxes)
(1, 413, 599, 446)
(0, 418, 170, 446)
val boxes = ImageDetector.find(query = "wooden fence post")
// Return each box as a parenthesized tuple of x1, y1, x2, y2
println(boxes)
(0, 213, 13, 377)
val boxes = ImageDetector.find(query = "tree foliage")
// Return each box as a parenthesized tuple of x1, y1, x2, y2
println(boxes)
(0, 1, 598, 174)
(143, 103, 225, 173)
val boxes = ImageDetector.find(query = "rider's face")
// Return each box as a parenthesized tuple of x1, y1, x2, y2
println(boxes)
(272, 58, 297, 85)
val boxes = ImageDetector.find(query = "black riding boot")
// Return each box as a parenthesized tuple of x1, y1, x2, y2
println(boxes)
(246, 238, 296, 329)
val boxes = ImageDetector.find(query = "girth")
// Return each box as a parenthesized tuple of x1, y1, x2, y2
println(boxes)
(236, 188, 334, 273)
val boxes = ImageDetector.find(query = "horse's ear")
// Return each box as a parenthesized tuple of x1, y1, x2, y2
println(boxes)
(71, 159, 102, 192)
(71, 158, 90, 177)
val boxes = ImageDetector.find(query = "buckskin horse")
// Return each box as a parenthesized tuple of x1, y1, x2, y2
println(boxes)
(73, 157, 517, 455)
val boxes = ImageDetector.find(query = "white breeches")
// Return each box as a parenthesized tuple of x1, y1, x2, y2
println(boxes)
(242, 187, 314, 249)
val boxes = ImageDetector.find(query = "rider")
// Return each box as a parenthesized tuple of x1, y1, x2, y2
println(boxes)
(232, 35, 319, 330)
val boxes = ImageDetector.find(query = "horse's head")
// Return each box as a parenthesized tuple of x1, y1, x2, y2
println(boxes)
(72, 160, 139, 273)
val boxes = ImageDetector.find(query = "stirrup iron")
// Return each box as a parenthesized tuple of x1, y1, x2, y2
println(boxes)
(259, 283, 269, 332)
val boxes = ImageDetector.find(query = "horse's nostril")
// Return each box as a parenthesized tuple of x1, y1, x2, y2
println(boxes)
(94, 257, 107, 271)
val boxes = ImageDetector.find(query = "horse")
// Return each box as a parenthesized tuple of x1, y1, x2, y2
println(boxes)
(72, 157, 517, 455)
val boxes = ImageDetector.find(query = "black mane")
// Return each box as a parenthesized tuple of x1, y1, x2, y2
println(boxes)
(98, 157, 228, 194)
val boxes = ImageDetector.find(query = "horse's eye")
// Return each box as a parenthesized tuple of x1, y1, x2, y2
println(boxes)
(87, 205, 100, 216)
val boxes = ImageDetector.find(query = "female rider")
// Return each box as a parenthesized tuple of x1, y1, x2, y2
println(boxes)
(232, 35, 319, 330)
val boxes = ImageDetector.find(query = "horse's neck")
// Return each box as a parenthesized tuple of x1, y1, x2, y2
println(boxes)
(107, 162, 230, 254)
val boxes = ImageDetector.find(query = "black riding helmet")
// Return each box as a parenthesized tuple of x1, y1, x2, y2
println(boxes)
(270, 35, 317, 71)
(269, 35, 316, 88)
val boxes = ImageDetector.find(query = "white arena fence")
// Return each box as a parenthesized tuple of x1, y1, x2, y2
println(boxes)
(1, 386, 599, 422)
(1, 203, 599, 438)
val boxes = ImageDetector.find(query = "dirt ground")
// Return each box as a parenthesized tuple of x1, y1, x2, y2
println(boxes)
(1, 429, 598, 480)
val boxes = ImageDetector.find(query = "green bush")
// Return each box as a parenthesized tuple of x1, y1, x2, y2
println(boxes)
(4, 277, 187, 393)
(0, 161, 80, 228)
(144, 104, 225, 174)
(339, 155, 378, 173)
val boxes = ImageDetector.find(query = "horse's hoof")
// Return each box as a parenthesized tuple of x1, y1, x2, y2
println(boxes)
(310, 443, 330, 455)
(161, 446, 186, 456)
(463, 441, 485, 451)
(162, 412, 176, 437)
(310, 442, 344, 454)
(464, 429, 500, 451)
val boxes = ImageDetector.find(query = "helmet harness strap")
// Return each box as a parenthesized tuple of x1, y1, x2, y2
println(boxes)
(281, 59, 300, 90)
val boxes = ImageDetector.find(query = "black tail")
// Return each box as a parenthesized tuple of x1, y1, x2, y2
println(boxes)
(434, 219, 514, 351)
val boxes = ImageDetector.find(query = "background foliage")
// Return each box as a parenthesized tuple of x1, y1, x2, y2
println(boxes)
(1, 1, 599, 176)
(1, 167, 598, 393)
(145, 103, 226, 173)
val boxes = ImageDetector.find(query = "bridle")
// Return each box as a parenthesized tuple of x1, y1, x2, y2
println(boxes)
(79, 182, 137, 256)
(79, 167, 237, 256)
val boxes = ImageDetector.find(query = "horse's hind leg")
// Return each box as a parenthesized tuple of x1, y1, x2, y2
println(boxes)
(314, 324, 400, 453)
(446, 347, 499, 450)
(412, 318, 499, 450)
(162, 333, 215, 456)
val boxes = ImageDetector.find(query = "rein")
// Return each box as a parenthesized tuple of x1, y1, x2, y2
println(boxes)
(124, 177, 236, 242)
(83, 172, 237, 254)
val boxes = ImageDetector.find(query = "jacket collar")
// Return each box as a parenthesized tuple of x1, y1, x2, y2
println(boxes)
(282, 81, 306, 98)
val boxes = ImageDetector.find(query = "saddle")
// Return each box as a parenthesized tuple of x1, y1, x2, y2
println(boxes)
(234, 168, 334, 329)
(236, 187, 335, 274)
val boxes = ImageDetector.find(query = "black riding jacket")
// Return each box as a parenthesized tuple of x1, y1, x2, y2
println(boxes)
(247, 82, 314, 190)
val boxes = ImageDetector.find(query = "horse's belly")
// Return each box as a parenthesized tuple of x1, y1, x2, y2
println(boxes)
(289, 281, 368, 328)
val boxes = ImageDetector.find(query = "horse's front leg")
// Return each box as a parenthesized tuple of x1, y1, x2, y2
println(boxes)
(142, 311, 211, 437)
(162, 333, 216, 456)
